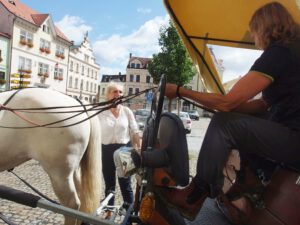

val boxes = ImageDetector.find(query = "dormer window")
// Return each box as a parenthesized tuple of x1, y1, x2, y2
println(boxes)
(43, 24, 50, 34)
(136, 63, 140, 69)
(131, 63, 135, 68)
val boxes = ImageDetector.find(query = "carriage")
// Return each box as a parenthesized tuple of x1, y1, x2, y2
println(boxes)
(1, 0, 300, 225)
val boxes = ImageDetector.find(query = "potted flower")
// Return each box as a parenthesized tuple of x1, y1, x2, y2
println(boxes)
(27, 42, 33, 48)
(19, 39, 27, 45)
(43, 73, 49, 78)
(40, 47, 45, 52)
(61, 55, 65, 59)
(38, 73, 43, 76)
(58, 77, 63, 81)
(24, 69, 32, 74)
(0, 79, 6, 85)
(45, 48, 51, 54)
(54, 76, 59, 80)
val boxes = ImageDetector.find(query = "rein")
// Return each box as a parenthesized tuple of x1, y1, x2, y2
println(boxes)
(0, 87, 155, 129)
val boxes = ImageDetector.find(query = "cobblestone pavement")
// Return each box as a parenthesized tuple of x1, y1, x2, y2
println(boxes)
(0, 119, 209, 225)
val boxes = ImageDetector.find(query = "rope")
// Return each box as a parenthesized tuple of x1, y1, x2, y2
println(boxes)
(0, 88, 155, 129)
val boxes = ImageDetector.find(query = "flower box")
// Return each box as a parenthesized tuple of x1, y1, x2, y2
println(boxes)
(43, 73, 49, 78)
(27, 42, 33, 48)
(58, 77, 63, 81)
(54, 76, 59, 80)
(61, 55, 65, 59)
(0, 79, 6, 85)
(18, 69, 32, 74)
(40, 47, 45, 52)
(38, 73, 43, 76)
(19, 39, 27, 45)
(45, 48, 51, 54)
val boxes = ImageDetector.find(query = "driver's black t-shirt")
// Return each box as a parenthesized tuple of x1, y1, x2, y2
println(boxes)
(250, 40, 300, 130)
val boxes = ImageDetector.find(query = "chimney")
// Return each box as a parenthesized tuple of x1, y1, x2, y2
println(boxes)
(129, 53, 132, 58)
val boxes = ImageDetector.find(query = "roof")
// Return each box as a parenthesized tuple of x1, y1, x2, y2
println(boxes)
(127, 56, 151, 69)
(0, 32, 11, 38)
(0, 0, 70, 42)
(101, 74, 126, 83)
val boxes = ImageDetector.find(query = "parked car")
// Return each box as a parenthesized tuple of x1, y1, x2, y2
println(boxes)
(187, 109, 200, 120)
(135, 108, 151, 130)
(202, 109, 214, 118)
(172, 111, 192, 134)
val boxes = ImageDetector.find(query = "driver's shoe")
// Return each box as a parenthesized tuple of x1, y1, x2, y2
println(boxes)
(157, 179, 209, 221)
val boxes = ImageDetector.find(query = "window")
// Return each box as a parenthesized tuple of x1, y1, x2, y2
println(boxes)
(86, 81, 89, 91)
(135, 88, 139, 94)
(90, 82, 93, 92)
(146, 75, 151, 83)
(56, 45, 65, 57)
(40, 39, 51, 51)
(136, 63, 140, 69)
(102, 88, 105, 95)
(70, 61, 73, 71)
(75, 78, 78, 89)
(38, 63, 49, 75)
(20, 30, 33, 45)
(54, 67, 63, 79)
(76, 63, 79, 73)
(94, 84, 97, 93)
(80, 80, 83, 90)
(136, 75, 140, 82)
(81, 66, 84, 75)
(18, 56, 32, 71)
(128, 88, 133, 95)
(68, 76, 73, 88)
(84, 54, 89, 62)
(42, 24, 50, 34)
(131, 63, 135, 68)
(87, 68, 90, 77)
(130, 74, 134, 82)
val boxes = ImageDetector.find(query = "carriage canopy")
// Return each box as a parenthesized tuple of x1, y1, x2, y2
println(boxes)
(163, 0, 300, 94)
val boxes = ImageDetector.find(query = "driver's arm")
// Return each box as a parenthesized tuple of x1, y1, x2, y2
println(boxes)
(166, 71, 272, 113)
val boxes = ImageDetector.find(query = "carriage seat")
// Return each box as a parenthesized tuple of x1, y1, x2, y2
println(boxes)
(142, 112, 190, 187)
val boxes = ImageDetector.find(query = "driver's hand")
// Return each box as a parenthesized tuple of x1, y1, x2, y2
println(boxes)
(165, 83, 178, 99)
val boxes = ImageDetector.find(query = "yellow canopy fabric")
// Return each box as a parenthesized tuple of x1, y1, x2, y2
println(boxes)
(163, 0, 300, 94)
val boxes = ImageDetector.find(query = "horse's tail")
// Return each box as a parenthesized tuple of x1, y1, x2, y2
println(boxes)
(77, 115, 102, 213)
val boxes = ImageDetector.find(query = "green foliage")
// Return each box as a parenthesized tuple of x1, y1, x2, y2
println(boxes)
(148, 20, 196, 85)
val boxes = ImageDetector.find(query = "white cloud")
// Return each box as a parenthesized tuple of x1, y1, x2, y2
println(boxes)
(55, 15, 92, 43)
(137, 8, 152, 14)
(211, 45, 263, 82)
(93, 15, 169, 75)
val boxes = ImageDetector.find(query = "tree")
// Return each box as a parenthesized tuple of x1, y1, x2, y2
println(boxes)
(148, 20, 196, 111)
(148, 20, 196, 86)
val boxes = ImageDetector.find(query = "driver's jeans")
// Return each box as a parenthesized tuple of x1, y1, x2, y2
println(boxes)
(195, 112, 300, 197)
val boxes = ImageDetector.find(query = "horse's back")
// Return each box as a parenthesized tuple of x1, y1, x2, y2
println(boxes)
(0, 88, 91, 171)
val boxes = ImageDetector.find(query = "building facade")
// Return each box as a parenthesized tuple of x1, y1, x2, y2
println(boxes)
(0, 32, 10, 91)
(99, 73, 126, 102)
(67, 33, 100, 102)
(125, 53, 155, 110)
(0, 0, 71, 92)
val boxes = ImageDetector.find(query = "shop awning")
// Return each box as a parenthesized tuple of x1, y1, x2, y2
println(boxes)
(163, 0, 300, 93)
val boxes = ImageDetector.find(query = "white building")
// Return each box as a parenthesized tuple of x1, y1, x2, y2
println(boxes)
(125, 53, 155, 110)
(0, 0, 71, 92)
(0, 32, 11, 91)
(67, 33, 100, 103)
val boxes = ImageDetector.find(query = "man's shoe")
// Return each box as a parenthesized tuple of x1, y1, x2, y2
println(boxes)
(157, 179, 209, 221)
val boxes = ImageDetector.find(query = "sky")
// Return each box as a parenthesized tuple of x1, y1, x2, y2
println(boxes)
(21, 0, 262, 83)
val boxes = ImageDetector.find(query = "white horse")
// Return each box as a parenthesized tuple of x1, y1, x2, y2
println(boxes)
(0, 88, 102, 225)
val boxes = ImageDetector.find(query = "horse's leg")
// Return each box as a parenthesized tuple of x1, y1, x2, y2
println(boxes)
(48, 170, 81, 225)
